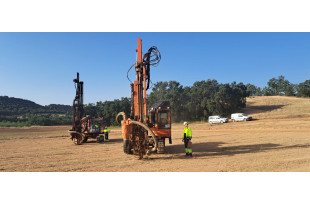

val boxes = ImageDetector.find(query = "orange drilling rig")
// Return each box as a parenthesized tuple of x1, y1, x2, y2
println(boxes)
(69, 72, 106, 145)
(116, 38, 172, 159)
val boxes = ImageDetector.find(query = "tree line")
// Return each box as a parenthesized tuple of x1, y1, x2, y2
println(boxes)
(84, 97, 131, 126)
(83, 80, 247, 125)
(147, 80, 247, 122)
(85, 76, 310, 125)
(1, 76, 310, 127)
(246, 75, 310, 97)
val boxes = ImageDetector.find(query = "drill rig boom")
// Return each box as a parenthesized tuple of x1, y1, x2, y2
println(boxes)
(117, 38, 171, 159)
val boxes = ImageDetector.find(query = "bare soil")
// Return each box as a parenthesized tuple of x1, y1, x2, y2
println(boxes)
(1, 117, 310, 172)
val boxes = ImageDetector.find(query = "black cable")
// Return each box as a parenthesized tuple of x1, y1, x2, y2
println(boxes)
(127, 46, 161, 91)
(146, 46, 161, 66)
(127, 63, 135, 84)
(149, 79, 154, 90)
(144, 46, 161, 90)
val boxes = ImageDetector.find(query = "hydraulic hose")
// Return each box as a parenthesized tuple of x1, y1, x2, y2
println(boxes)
(116, 112, 127, 125)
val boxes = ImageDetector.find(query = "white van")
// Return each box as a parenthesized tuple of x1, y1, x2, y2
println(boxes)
(208, 115, 228, 124)
(231, 113, 252, 122)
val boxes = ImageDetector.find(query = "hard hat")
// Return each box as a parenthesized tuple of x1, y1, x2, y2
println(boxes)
(105, 126, 107, 129)
(183, 121, 188, 125)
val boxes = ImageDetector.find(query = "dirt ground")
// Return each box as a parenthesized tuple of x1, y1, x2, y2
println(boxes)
(1, 117, 310, 172)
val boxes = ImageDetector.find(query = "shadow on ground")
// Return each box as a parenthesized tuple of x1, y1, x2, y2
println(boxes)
(79, 138, 123, 145)
(156, 141, 310, 160)
(242, 104, 285, 115)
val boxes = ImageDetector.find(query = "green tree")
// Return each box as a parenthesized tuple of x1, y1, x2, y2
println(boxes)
(297, 80, 310, 97)
(148, 81, 186, 122)
(186, 80, 220, 121)
(267, 77, 278, 95)
(246, 83, 263, 96)
(266, 75, 295, 96)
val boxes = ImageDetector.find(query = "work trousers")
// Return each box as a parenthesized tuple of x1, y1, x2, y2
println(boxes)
(184, 137, 192, 154)
(104, 133, 109, 141)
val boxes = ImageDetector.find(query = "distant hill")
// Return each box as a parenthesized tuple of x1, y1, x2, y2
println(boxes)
(241, 96, 310, 119)
(0, 96, 42, 115)
(0, 96, 72, 115)
(0, 96, 73, 126)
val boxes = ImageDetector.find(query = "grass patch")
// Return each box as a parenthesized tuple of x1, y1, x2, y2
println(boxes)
(0, 121, 31, 127)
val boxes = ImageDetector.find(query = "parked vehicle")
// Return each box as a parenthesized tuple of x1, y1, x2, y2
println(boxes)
(231, 113, 252, 122)
(208, 115, 228, 124)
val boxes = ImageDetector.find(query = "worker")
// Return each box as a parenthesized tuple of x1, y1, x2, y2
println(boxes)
(95, 124, 103, 143)
(103, 126, 111, 142)
(182, 122, 193, 157)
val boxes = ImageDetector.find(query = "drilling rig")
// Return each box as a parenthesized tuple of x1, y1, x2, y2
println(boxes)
(68, 72, 106, 145)
(116, 38, 172, 159)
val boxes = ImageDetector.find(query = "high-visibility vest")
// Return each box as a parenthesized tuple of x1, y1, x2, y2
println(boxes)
(183, 127, 192, 139)
(103, 129, 110, 133)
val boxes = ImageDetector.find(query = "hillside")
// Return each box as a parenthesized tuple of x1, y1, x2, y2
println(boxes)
(0, 96, 72, 115)
(242, 96, 310, 119)
(0, 96, 42, 115)
(0, 96, 73, 126)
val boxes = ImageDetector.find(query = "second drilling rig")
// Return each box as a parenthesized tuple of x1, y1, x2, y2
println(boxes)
(69, 72, 106, 145)
(116, 38, 172, 159)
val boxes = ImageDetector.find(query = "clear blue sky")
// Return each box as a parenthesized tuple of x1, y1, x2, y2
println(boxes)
(0, 32, 309, 105)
